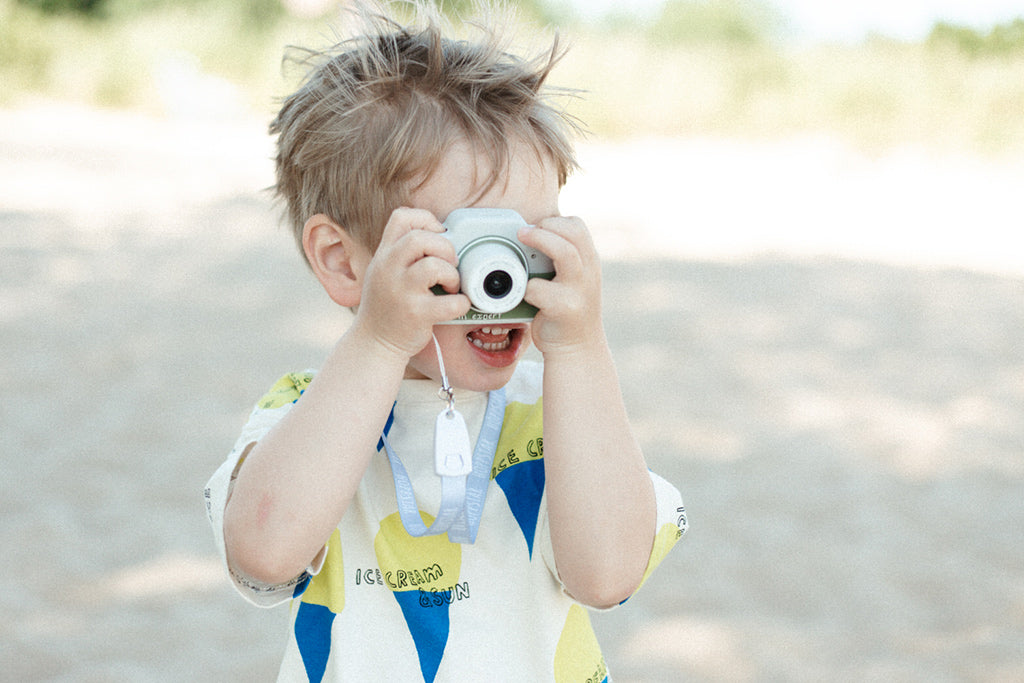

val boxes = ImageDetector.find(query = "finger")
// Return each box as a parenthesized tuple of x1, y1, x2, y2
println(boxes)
(407, 256, 462, 294)
(378, 207, 444, 248)
(524, 276, 582, 316)
(427, 292, 471, 323)
(534, 215, 591, 241)
(392, 227, 459, 268)
(532, 216, 594, 254)
(518, 222, 585, 280)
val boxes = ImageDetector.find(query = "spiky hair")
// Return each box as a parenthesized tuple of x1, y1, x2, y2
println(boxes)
(270, 1, 580, 259)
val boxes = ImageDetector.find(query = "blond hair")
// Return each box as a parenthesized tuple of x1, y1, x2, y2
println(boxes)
(271, 1, 580, 259)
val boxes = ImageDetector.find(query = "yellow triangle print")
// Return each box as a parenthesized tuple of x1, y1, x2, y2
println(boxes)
(258, 372, 314, 410)
(554, 604, 607, 683)
(300, 528, 344, 612)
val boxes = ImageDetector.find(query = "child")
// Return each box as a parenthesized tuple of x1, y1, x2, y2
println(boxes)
(204, 3, 686, 681)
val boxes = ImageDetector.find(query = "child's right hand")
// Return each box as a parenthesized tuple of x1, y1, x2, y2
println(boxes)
(352, 207, 470, 358)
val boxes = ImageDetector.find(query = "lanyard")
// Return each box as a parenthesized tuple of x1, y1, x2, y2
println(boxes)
(380, 386, 506, 543)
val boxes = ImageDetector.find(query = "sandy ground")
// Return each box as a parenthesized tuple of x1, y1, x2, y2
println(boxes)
(2, 103, 1022, 681)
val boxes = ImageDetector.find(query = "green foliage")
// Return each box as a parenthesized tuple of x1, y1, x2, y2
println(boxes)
(16, 0, 105, 16)
(3, 0, 1024, 154)
(396, 0, 556, 25)
(104, 0, 284, 29)
(928, 17, 1024, 57)
(648, 0, 783, 47)
(0, 0, 287, 108)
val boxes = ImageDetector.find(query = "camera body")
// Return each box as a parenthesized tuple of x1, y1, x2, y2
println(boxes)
(436, 208, 554, 324)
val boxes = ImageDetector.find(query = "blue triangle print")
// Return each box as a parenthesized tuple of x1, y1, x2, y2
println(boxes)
(376, 402, 396, 452)
(294, 602, 336, 683)
(495, 458, 545, 557)
(392, 590, 450, 683)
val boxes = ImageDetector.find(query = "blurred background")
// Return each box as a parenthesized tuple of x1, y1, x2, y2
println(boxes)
(2, 0, 1023, 680)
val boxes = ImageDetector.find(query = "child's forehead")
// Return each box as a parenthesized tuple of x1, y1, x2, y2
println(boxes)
(408, 138, 560, 223)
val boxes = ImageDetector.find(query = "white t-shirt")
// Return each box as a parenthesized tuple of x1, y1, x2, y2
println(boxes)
(205, 361, 686, 682)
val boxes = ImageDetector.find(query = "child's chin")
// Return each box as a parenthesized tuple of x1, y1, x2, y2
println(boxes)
(455, 359, 520, 393)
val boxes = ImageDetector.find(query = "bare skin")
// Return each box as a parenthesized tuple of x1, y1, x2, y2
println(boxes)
(223, 139, 655, 608)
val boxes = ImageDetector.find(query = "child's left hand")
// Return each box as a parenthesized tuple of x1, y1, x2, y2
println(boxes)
(518, 216, 655, 608)
(518, 216, 604, 357)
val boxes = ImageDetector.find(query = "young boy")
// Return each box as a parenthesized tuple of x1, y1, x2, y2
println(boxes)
(204, 3, 686, 681)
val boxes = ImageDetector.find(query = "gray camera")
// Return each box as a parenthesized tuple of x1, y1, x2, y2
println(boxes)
(436, 208, 554, 324)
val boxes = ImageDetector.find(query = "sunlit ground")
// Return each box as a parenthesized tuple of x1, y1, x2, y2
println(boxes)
(2, 16, 1023, 674)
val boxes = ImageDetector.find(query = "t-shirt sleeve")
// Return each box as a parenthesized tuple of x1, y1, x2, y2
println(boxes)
(203, 372, 320, 607)
(537, 470, 687, 609)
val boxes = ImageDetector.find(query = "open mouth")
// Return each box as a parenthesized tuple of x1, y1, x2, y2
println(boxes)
(463, 324, 529, 369)
(466, 326, 517, 352)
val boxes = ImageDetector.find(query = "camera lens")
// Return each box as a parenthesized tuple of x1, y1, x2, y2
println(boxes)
(483, 270, 514, 299)
(457, 238, 528, 314)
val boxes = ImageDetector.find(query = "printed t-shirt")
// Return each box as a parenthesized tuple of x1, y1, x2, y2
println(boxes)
(204, 360, 687, 682)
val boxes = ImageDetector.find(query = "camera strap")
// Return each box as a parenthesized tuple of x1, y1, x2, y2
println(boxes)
(379, 335, 506, 543)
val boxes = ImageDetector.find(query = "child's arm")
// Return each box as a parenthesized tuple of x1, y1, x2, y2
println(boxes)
(224, 209, 469, 586)
(519, 217, 657, 608)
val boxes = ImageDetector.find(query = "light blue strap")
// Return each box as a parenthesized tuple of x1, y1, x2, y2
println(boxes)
(381, 436, 467, 537)
(382, 387, 506, 543)
(448, 387, 505, 543)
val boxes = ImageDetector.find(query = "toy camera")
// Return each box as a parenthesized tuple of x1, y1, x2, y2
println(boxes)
(436, 208, 554, 324)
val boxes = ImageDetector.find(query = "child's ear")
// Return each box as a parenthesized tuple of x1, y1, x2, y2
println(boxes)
(302, 213, 371, 308)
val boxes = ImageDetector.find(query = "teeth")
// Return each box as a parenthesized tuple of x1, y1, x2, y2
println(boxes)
(471, 337, 510, 352)
(468, 326, 513, 352)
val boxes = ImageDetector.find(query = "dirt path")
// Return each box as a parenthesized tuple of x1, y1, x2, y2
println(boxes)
(2, 104, 1021, 680)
